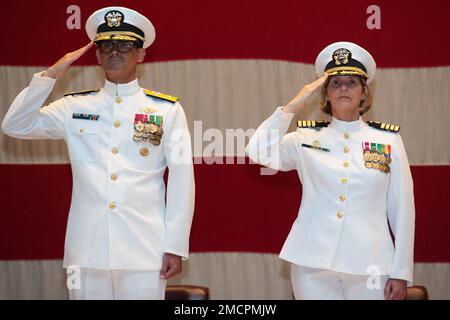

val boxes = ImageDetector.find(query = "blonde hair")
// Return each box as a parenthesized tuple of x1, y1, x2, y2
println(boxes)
(319, 76, 373, 116)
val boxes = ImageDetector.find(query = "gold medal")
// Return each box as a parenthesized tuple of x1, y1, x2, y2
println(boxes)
(384, 165, 391, 173)
(150, 138, 161, 146)
(133, 135, 142, 142)
(134, 131, 143, 138)
(363, 152, 371, 162)
(372, 153, 380, 162)
(365, 161, 372, 169)
(135, 122, 144, 132)
(373, 163, 380, 170)
(386, 157, 392, 165)
(380, 155, 386, 164)
(148, 123, 158, 134)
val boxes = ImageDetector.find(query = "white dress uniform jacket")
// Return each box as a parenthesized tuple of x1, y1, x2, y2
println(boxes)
(247, 107, 415, 283)
(2, 73, 195, 271)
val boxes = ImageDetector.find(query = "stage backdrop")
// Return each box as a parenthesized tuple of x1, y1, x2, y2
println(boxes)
(1, 0, 449, 299)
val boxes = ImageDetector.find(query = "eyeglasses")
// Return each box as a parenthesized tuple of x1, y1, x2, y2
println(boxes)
(328, 77, 362, 90)
(96, 41, 138, 53)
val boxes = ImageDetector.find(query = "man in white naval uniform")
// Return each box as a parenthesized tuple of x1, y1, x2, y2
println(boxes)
(247, 42, 415, 299)
(1, 7, 195, 299)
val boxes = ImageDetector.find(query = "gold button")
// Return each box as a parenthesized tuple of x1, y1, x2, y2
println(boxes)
(114, 120, 121, 128)
(339, 195, 347, 202)
(344, 132, 350, 139)
(79, 128, 84, 133)
(111, 147, 119, 154)
(337, 211, 344, 219)
(109, 202, 116, 209)
(344, 146, 350, 153)
(110, 173, 117, 181)
(140, 147, 149, 157)
(340, 177, 348, 184)
(115, 96, 122, 103)
(343, 161, 349, 168)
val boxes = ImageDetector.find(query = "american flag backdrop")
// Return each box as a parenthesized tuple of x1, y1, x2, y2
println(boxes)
(1, 0, 449, 299)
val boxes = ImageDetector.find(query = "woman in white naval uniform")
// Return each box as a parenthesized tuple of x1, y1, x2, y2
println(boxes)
(246, 42, 415, 300)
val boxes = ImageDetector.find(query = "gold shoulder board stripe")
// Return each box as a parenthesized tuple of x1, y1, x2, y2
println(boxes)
(144, 89, 179, 103)
(367, 121, 401, 133)
(64, 89, 100, 96)
(297, 120, 330, 128)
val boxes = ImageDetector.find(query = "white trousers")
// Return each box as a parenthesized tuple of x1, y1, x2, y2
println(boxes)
(67, 268, 167, 300)
(291, 264, 388, 300)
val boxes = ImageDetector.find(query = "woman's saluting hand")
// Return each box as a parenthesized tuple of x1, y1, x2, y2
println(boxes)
(283, 73, 329, 114)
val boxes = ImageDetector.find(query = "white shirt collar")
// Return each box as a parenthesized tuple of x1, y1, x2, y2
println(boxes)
(329, 116, 365, 132)
(103, 78, 140, 98)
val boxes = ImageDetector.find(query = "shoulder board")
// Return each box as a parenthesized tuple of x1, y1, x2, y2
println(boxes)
(64, 89, 100, 96)
(297, 120, 330, 128)
(367, 121, 400, 133)
(144, 89, 179, 103)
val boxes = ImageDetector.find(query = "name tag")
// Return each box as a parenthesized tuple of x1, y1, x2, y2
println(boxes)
(72, 113, 100, 121)
(301, 143, 330, 152)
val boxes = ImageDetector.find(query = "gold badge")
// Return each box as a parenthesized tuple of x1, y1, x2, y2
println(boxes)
(105, 10, 123, 28)
(333, 48, 350, 65)
(140, 107, 158, 114)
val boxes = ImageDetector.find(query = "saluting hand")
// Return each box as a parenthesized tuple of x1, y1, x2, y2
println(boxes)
(160, 253, 182, 280)
(283, 72, 329, 114)
(42, 42, 94, 79)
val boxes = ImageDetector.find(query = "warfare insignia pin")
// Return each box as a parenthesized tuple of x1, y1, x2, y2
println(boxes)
(140, 107, 158, 114)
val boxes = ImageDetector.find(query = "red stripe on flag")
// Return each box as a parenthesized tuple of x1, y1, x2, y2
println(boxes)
(0, 162, 449, 262)
(1, 0, 449, 67)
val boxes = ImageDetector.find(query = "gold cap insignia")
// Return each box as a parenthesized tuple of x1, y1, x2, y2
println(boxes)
(333, 48, 350, 65)
(105, 10, 123, 28)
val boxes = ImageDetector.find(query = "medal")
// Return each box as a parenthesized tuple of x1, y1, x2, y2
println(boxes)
(133, 114, 164, 145)
(150, 139, 161, 146)
(372, 153, 380, 162)
(135, 124, 144, 132)
(148, 123, 158, 134)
